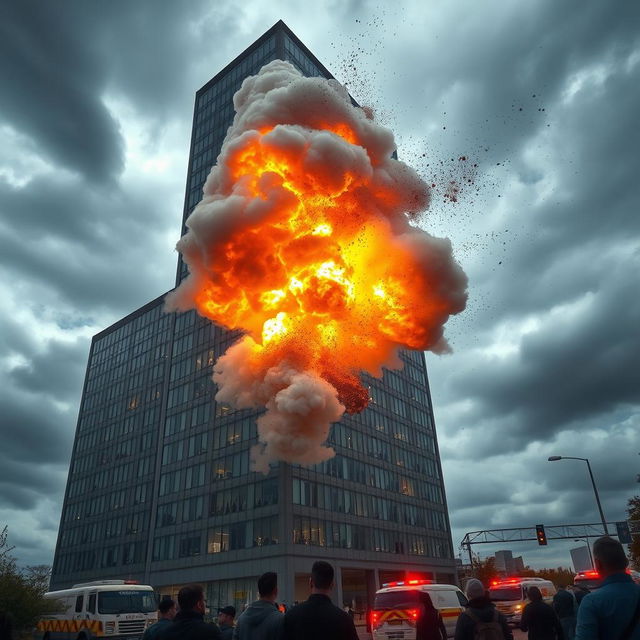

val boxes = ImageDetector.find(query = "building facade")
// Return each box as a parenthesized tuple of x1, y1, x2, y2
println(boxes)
(51, 21, 456, 613)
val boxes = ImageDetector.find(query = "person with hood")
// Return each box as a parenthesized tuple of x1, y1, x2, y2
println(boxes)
(552, 585, 576, 640)
(158, 584, 221, 640)
(520, 586, 564, 640)
(416, 591, 447, 640)
(233, 572, 283, 640)
(454, 578, 513, 640)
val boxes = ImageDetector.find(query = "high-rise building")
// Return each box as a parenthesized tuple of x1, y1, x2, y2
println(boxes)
(51, 21, 456, 612)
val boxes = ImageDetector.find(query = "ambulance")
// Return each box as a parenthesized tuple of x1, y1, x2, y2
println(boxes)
(489, 577, 556, 624)
(36, 580, 158, 640)
(371, 579, 467, 639)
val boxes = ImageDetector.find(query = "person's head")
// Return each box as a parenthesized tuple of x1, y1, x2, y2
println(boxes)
(420, 591, 436, 611)
(258, 572, 278, 601)
(217, 606, 236, 626)
(310, 561, 334, 593)
(593, 536, 629, 577)
(178, 584, 206, 614)
(464, 578, 485, 601)
(158, 598, 177, 620)
(528, 586, 542, 602)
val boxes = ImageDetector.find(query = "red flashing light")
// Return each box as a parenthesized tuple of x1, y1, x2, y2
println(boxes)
(370, 610, 381, 629)
(382, 579, 433, 588)
(408, 608, 420, 620)
(124, 579, 139, 584)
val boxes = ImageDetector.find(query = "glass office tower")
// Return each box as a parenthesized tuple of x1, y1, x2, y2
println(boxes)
(51, 21, 456, 612)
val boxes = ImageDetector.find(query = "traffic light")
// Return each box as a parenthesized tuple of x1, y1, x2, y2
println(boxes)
(536, 524, 548, 546)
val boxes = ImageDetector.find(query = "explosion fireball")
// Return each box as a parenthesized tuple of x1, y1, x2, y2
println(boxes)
(166, 61, 468, 472)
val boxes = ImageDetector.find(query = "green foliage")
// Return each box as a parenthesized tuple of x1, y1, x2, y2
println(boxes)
(471, 555, 498, 587)
(0, 526, 56, 637)
(628, 496, 640, 570)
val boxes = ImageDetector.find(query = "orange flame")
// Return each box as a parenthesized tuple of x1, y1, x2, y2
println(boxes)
(167, 61, 467, 470)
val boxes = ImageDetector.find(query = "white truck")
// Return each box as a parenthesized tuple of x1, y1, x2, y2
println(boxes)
(37, 580, 158, 640)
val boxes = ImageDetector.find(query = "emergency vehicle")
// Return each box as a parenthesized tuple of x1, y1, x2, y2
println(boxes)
(36, 580, 158, 640)
(573, 570, 603, 591)
(488, 577, 556, 624)
(371, 579, 467, 639)
(573, 568, 640, 591)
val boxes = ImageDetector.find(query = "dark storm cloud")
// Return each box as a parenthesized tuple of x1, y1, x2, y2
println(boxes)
(0, 0, 253, 184)
(10, 339, 88, 399)
(0, 172, 176, 315)
(0, 2, 124, 182)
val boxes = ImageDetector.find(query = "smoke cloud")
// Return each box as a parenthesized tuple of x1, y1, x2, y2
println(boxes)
(166, 60, 467, 471)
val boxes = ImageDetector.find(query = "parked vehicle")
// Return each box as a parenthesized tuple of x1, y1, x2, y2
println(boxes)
(36, 580, 157, 640)
(489, 577, 556, 624)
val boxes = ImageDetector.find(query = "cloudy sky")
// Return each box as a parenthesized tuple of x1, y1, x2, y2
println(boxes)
(1, 0, 639, 571)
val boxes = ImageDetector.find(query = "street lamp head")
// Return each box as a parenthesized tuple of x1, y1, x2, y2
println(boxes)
(548, 456, 562, 461)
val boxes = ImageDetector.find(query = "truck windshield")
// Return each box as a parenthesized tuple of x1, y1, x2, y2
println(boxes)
(489, 586, 522, 601)
(374, 590, 421, 609)
(98, 590, 157, 614)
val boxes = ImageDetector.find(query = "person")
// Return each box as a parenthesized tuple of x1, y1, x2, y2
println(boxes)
(282, 561, 358, 640)
(218, 606, 236, 640)
(454, 578, 512, 640)
(158, 584, 221, 640)
(575, 536, 640, 640)
(520, 586, 564, 640)
(553, 585, 576, 640)
(416, 591, 447, 640)
(570, 585, 588, 608)
(233, 572, 283, 640)
(143, 598, 177, 640)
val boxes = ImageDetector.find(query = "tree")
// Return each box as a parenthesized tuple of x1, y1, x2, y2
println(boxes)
(0, 526, 55, 637)
(628, 495, 640, 570)
(472, 555, 498, 587)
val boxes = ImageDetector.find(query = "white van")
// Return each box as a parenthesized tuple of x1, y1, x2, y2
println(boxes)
(488, 577, 556, 624)
(36, 580, 158, 640)
(372, 580, 467, 639)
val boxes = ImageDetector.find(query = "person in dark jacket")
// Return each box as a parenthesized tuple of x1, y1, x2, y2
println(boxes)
(520, 586, 564, 640)
(158, 584, 221, 640)
(233, 572, 283, 640)
(576, 536, 640, 640)
(416, 591, 447, 640)
(143, 598, 176, 640)
(454, 578, 513, 640)
(552, 586, 576, 640)
(217, 606, 236, 640)
(282, 561, 358, 640)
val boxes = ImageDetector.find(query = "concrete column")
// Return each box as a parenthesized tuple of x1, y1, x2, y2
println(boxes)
(334, 565, 343, 608)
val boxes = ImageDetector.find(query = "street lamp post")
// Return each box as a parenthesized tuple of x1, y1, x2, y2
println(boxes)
(574, 538, 594, 569)
(548, 456, 609, 535)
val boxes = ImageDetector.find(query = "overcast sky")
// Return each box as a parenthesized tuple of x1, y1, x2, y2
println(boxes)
(1, 0, 639, 572)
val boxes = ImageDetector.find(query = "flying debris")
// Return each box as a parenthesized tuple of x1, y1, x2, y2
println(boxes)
(166, 61, 467, 472)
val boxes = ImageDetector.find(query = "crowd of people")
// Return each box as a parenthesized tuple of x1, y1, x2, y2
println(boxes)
(140, 536, 639, 640)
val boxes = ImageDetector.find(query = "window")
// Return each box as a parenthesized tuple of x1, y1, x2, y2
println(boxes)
(75, 595, 84, 612)
(179, 535, 201, 557)
(88, 594, 96, 614)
